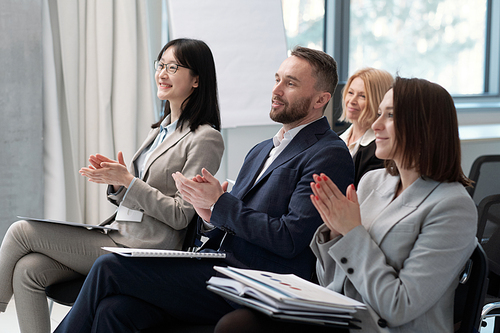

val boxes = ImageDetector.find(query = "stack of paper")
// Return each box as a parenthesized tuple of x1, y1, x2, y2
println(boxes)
(208, 266, 365, 329)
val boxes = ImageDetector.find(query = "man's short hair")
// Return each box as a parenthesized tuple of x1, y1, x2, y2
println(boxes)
(291, 46, 338, 96)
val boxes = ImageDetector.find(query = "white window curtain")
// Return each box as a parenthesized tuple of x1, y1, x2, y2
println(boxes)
(42, 0, 159, 224)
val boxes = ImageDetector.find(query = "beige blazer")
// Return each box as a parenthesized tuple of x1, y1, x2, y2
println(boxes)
(103, 116, 224, 249)
(311, 169, 477, 332)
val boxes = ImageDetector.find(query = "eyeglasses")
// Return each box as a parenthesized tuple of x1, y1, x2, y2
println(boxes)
(154, 61, 190, 74)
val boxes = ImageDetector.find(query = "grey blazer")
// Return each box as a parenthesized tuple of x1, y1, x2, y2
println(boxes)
(311, 169, 477, 332)
(103, 116, 224, 249)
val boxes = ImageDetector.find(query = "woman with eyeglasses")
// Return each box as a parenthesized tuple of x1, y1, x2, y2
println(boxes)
(0, 38, 224, 333)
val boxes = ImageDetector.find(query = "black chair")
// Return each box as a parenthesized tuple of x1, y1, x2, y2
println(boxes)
(454, 244, 489, 333)
(467, 155, 500, 205)
(476, 195, 500, 332)
(476, 194, 500, 245)
(46, 214, 202, 309)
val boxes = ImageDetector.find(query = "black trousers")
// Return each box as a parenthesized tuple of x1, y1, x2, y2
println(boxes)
(54, 253, 235, 333)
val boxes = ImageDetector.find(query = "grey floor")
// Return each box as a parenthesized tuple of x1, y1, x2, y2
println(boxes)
(0, 298, 70, 333)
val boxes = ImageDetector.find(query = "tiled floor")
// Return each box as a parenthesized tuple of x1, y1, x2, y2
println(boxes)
(0, 298, 71, 333)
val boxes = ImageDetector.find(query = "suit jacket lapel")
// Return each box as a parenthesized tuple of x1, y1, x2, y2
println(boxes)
(250, 118, 328, 191)
(338, 175, 441, 298)
(141, 123, 191, 180)
(362, 176, 441, 245)
(234, 141, 274, 198)
(130, 114, 174, 167)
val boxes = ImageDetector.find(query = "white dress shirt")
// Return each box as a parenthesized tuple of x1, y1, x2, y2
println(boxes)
(254, 117, 324, 183)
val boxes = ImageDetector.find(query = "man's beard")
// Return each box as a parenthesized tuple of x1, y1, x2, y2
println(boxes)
(270, 96, 311, 124)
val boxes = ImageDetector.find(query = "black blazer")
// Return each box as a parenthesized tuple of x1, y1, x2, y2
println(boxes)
(352, 140, 384, 188)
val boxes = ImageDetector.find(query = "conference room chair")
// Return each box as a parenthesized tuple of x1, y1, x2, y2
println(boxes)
(454, 244, 489, 333)
(476, 195, 500, 332)
(467, 155, 500, 205)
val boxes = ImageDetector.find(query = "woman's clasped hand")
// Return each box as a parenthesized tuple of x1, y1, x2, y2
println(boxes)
(310, 174, 361, 239)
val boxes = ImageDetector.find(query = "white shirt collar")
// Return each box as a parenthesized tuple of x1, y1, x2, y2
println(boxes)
(160, 118, 178, 134)
(340, 126, 376, 147)
(272, 117, 325, 148)
(360, 127, 376, 146)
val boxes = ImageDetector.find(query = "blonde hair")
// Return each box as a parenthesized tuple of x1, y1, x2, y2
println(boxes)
(340, 68, 393, 129)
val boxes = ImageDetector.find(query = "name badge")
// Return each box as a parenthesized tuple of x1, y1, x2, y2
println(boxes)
(115, 204, 144, 222)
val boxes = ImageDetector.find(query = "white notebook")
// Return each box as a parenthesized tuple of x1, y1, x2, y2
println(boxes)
(102, 247, 226, 259)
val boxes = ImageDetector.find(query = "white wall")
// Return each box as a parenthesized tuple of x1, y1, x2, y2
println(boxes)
(458, 110, 500, 175)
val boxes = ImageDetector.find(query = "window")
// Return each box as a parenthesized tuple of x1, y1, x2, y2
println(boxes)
(282, 0, 498, 98)
(282, 0, 325, 54)
(348, 0, 488, 96)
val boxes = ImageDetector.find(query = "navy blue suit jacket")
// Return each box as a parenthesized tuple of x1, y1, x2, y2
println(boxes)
(208, 117, 354, 280)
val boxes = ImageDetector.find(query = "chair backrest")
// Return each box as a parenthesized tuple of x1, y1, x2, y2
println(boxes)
(477, 195, 500, 300)
(454, 244, 489, 333)
(467, 155, 500, 205)
(476, 194, 500, 245)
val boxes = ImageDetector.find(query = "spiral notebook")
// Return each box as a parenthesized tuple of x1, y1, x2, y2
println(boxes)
(102, 247, 226, 259)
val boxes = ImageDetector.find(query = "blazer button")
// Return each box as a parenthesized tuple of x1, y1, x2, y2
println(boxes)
(340, 257, 348, 264)
(347, 268, 354, 274)
(378, 319, 388, 328)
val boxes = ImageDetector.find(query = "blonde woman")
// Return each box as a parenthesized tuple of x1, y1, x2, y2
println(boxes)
(339, 68, 393, 186)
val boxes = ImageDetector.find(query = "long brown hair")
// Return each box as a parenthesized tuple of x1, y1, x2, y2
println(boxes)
(386, 77, 471, 186)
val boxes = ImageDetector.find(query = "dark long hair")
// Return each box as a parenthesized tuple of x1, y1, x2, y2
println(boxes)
(386, 77, 471, 186)
(152, 38, 221, 131)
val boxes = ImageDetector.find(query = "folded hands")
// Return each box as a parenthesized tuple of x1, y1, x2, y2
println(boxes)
(310, 174, 361, 240)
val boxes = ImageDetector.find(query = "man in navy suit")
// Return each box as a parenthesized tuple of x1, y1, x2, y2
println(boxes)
(55, 46, 354, 333)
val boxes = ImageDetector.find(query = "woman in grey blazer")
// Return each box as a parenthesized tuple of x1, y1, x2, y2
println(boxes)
(214, 77, 476, 333)
(0, 38, 224, 333)
(308, 77, 476, 332)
